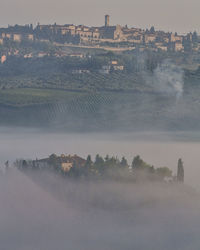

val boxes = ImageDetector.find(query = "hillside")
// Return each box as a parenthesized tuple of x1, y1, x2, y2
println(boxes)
(0, 86, 199, 131)
(0, 53, 200, 131)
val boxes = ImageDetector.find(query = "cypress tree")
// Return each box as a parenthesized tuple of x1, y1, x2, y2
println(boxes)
(177, 158, 184, 182)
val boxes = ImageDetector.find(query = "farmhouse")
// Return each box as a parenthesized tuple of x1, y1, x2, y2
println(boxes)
(33, 154, 86, 172)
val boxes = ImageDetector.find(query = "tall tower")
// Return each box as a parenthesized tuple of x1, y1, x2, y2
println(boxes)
(105, 15, 110, 27)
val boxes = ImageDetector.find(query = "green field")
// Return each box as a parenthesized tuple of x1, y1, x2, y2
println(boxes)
(0, 88, 86, 106)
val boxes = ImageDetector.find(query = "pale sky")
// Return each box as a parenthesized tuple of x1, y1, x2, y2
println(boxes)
(1, 0, 200, 34)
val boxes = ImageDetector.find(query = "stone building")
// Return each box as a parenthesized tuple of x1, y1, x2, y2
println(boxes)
(61, 162, 73, 172)
(174, 42, 184, 52)
(99, 25, 123, 40)
(143, 34, 156, 44)
(169, 33, 183, 43)
(13, 33, 22, 42)
(32, 154, 86, 172)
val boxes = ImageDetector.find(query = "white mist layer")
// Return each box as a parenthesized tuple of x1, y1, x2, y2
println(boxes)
(0, 128, 200, 190)
(0, 169, 200, 250)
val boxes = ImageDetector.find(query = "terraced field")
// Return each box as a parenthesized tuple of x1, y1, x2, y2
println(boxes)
(0, 86, 198, 131)
(0, 71, 152, 93)
(1, 66, 200, 131)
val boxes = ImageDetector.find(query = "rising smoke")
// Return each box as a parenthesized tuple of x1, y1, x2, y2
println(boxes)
(153, 59, 184, 100)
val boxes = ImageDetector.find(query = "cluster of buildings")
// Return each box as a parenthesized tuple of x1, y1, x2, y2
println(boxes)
(0, 15, 199, 54)
(35, 15, 123, 44)
(34, 16, 199, 53)
(98, 60, 124, 74)
(0, 24, 34, 44)
(71, 60, 124, 75)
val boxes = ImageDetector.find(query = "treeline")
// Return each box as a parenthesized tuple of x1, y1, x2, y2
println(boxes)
(0, 50, 168, 77)
(67, 155, 173, 182)
(0, 55, 108, 77)
(16, 154, 178, 183)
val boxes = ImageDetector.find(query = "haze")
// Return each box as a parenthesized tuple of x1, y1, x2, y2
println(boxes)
(1, 0, 200, 34)
(1, 127, 200, 191)
(1, 168, 200, 250)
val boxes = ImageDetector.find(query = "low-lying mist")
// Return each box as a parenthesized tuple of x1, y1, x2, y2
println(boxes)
(1, 127, 200, 189)
(1, 127, 200, 249)
(1, 168, 200, 250)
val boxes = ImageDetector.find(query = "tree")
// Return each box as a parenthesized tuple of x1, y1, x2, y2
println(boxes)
(192, 31, 198, 43)
(150, 26, 155, 33)
(5, 160, 9, 169)
(85, 155, 92, 167)
(94, 154, 104, 174)
(132, 155, 155, 181)
(68, 162, 80, 178)
(132, 155, 145, 170)
(22, 160, 28, 169)
(105, 155, 110, 162)
(177, 158, 184, 182)
(84, 155, 93, 176)
(48, 154, 60, 170)
(120, 157, 128, 168)
(49, 154, 57, 164)
(95, 154, 104, 166)
(156, 167, 172, 180)
(105, 156, 119, 169)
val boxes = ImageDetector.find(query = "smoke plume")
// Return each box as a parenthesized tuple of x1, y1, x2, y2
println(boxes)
(152, 59, 184, 100)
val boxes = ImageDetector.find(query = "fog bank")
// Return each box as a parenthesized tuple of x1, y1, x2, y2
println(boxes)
(1, 127, 200, 190)
(0, 169, 200, 250)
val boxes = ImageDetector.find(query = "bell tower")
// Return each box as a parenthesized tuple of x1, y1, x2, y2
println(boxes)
(105, 15, 110, 27)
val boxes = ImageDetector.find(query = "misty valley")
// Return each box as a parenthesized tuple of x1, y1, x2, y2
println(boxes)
(0, 128, 200, 249)
(1, 13, 200, 249)
(1, 54, 200, 248)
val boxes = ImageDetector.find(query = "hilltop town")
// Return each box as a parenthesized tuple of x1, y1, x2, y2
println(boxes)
(0, 15, 199, 59)
(1, 16, 200, 130)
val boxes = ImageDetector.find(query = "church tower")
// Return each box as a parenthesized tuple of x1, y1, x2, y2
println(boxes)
(105, 15, 110, 27)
